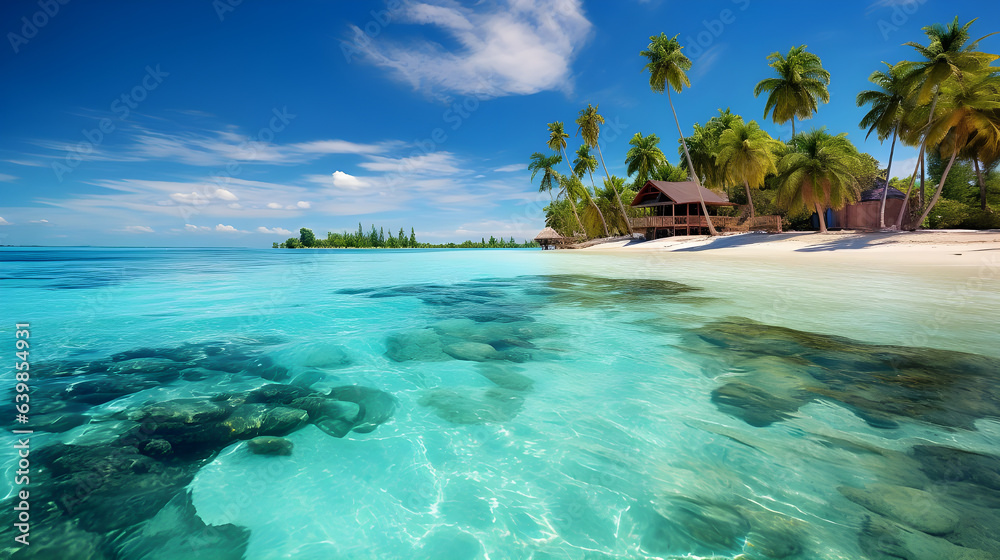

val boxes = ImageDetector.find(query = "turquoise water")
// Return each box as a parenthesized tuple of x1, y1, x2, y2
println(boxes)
(2, 247, 999, 559)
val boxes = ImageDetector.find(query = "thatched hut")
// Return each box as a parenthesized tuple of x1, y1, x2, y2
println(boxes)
(830, 180, 914, 230)
(533, 227, 564, 250)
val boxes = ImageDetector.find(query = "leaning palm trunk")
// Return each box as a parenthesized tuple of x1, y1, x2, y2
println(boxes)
(668, 88, 717, 236)
(814, 201, 828, 233)
(559, 148, 587, 237)
(896, 90, 940, 229)
(595, 143, 632, 235)
(915, 146, 960, 227)
(587, 171, 610, 237)
(974, 159, 987, 211)
(895, 152, 923, 229)
(879, 124, 899, 229)
(743, 180, 755, 219)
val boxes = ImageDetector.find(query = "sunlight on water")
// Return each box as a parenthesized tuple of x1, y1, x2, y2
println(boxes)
(2, 247, 999, 559)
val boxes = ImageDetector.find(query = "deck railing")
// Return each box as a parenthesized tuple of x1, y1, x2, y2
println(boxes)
(630, 214, 782, 233)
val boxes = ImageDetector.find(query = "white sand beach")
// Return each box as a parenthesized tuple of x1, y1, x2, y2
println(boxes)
(582, 230, 1000, 269)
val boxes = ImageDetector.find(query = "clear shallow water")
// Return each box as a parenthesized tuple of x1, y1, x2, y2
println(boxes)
(2, 247, 999, 560)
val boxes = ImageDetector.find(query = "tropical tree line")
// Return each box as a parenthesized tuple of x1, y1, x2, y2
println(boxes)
(533, 16, 999, 238)
(274, 226, 537, 249)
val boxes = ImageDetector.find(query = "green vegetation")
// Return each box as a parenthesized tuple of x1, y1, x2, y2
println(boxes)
(273, 224, 538, 249)
(534, 16, 998, 239)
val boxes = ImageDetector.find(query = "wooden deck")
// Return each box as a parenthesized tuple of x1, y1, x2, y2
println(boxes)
(630, 215, 782, 233)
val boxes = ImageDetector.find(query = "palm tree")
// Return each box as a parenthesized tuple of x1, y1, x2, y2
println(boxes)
(547, 121, 586, 236)
(775, 129, 861, 233)
(753, 45, 830, 138)
(641, 32, 717, 235)
(913, 72, 1000, 228)
(573, 145, 610, 237)
(577, 104, 632, 233)
(896, 17, 998, 227)
(528, 152, 562, 202)
(624, 132, 667, 185)
(683, 123, 724, 190)
(857, 62, 912, 229)
(716, 120, 782, 219)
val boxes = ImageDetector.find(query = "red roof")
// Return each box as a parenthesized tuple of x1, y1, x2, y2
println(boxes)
(630, 181, 737, 207)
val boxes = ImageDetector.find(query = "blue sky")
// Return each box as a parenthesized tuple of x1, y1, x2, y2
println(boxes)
(1, 0, 997, 246)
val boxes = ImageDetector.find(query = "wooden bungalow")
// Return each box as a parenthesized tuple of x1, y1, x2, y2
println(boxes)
(533, 227, 565, 250)
(829, 181, 914, 230)
(629, 180, 782, 238)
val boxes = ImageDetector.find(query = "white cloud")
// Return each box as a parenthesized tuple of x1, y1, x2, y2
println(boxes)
(349, 0, 593, 99)
(185, 224, 211, 232)
(216, 224, 241, 233)
(493, 164, 524, 173)
(0, 173, 17, 182)
(124, 225, 154, 233)
(296, 201, 311, 209)
(30, 219, 49, 223)
(330, 170, 371, 190)
(214, 188, 238, 201)
(0, 217, 10, 225)
(256, 226, 293, 235)
(267, 202, 283, 209)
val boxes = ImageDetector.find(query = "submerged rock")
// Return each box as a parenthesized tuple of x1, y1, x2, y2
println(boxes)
(328, 385, 398, 433)
(861, 516, 993, 560)
(419, 387, 524, 424)
(385, 329, 449, 362)
(111, 490, 249, 560)
(443, 341, 501, 362)
(247, 436, 294, 455)
(691, 317, 1000, 430)
(912, 445, 1000, 491)
(840, 483, 960, 535)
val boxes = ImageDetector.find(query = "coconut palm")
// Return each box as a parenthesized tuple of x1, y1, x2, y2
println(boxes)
(895, 17, 999, 227)
(753, 45, 830, 138)
(528, 152, 562, 202)
(625, 132, 667, 186)
(641, 32, 718, 235)
(913, 72, 1000, 228)
(600, 175, 634, 234)
(857, 61, 913, 229)
(577, 104, 632, 233)
(574, 145, 610, 237)
(546, 121, 586, 236)
(775, 129, 861, 233)
(716, 120, 782, 218)
(683, 123, 724, 190)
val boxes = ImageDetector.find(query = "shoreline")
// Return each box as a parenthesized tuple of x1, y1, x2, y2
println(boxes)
(579, 230, 1000, 268)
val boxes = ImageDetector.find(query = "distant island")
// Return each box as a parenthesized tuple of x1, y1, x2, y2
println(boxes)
(273, 225, 539, 249)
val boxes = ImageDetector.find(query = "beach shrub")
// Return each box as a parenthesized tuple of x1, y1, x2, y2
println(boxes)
(959, 208, 1000, 230)
(926, 199, 971, 229)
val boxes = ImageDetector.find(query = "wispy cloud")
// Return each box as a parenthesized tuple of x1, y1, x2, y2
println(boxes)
(493, 164, 524, 173)
(0, 173, 18, 182)
(124, 225, 154, 233)
(0, 217, 10, 225)
(350, 0, 592, 99)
